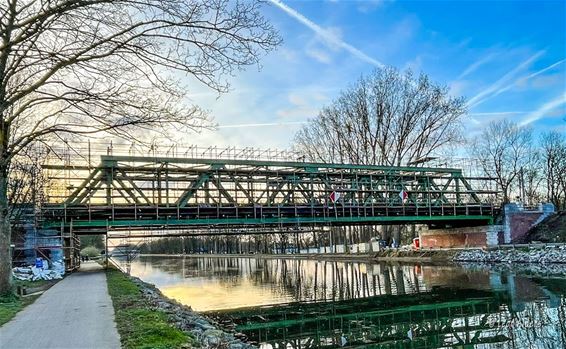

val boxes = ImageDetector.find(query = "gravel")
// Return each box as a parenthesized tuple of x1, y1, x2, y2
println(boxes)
(453, 245, 566, 264)
(453, 245, 566, 276)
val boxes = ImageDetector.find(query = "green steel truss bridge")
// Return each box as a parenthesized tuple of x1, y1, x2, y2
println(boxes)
(41, 155, 498, 234)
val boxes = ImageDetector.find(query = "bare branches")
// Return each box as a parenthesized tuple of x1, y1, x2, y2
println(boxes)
(473, 119, 533, 203)
(0, 0, 280, 294)
(541, 131, 566, 209)
(0, 0, 281, 161)
(293, 67, 465, 166)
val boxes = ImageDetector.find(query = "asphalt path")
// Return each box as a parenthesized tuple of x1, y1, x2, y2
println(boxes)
(0, 261, 121, 349)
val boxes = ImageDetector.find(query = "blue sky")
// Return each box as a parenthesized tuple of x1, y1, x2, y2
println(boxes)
(186, 0, 566, 149)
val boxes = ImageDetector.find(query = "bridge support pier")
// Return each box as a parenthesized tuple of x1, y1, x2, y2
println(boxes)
(419, 225, 502, 249)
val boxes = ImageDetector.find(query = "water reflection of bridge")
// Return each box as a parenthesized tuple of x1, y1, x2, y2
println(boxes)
(211, 288, 509, 349)
(127, 256, 566, 348)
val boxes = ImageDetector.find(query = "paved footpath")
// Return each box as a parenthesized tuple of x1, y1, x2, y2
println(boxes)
(0, 261, 121, 349)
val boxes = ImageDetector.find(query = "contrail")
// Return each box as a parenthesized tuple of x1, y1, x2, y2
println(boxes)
(519, 92, 566, 126)
(217, 121, 308, 129)
(466, 51, 544, 107)
(458, 52, 497, 79)
(473, 59, 565, 107)
(269, 0, 385, 68)
(521, 59, 565, 82)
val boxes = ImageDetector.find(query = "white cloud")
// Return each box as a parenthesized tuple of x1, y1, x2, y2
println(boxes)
(217, 121, 308, 129)
(278, 47, 299, 63)
(306, 47, 332, 64)
(276, 91, 328, 119)
(449, 80, 468, 97)
(482, 59, 565, 103)
(269, 0, 385, 68)
(520, 59, 564, 83)
(469, 111, 530, 116)
(466, 50, 544, 107)
(288, 93, 307, 106)
(519, 92, 566, 126)
(357, 0, 384, 13)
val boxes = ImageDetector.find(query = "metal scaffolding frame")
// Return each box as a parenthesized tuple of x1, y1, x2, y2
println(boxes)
(41, 155, 498, 234)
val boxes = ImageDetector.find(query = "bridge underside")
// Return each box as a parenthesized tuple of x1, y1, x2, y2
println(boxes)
(42, 204, 494, 235)
(41, 155, 497, 235)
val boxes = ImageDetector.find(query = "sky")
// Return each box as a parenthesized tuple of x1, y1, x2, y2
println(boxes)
(181, 0, 566, 150)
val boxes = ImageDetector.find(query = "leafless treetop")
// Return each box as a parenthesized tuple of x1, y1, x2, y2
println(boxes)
(294, 67, 466, 167)
(0, 0, 281, 161)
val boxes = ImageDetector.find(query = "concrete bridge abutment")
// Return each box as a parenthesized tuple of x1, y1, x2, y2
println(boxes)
(419, 203, 555, 248)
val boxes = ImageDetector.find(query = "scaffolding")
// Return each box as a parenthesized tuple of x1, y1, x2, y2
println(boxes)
(41, 153, 498, 236)
(8, 140, 501, 269)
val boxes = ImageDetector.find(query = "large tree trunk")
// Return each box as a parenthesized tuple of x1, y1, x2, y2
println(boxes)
(0, 165, 12, 295)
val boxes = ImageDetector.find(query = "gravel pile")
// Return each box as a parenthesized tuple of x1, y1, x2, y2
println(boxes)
(454, 245, 566, 264)
(130, 277, 256, 349)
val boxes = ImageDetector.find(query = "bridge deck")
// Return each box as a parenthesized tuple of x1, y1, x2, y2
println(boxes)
(42, 203, 495, 234)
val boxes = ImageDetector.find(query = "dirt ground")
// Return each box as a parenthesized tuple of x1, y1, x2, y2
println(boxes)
(522, 211, 566, 243)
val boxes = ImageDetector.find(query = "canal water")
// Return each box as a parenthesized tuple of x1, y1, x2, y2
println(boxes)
(120, 256, 566, 348)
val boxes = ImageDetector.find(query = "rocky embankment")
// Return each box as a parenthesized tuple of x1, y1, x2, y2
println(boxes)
(453, 245, 566, 276)
(129, 276, 255, 349)
(454, 245, 566, 264)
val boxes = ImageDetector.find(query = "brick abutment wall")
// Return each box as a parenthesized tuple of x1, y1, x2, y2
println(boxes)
(419, 203, 555, 248)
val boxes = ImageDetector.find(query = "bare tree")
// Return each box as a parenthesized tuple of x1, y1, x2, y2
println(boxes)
(0, 0, 280, 294)
(520, 151, 545, 206)
(293, 67, 466, 166)
(473, 119, 533, 204)
(541, 131, 566, 210)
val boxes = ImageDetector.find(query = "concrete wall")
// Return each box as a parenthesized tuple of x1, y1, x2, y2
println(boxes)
(419, 203, 555, 248)
(504, 203, 555, 243)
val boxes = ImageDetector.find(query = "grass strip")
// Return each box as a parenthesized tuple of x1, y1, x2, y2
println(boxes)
(0, 282, 45, 327)
(105, 268, 196, 349)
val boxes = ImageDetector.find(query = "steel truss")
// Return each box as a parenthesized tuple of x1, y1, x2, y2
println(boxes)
(42, 156, 498, 233)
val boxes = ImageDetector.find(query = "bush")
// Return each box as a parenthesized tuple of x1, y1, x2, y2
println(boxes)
(81, 245, 101, 257)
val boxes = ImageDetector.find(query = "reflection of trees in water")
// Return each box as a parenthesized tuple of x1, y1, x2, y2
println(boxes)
(137, 256, 565, 348)
(139, 256, 428, 303)
(500, 299, 565, 349)
(239, 258, 427, 302)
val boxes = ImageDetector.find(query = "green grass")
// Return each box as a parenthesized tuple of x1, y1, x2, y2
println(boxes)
(14, 278, 55, 289)
(105, 268, 196, 349)
(0, 292, 40, 326)
(0, 278, 57, 326)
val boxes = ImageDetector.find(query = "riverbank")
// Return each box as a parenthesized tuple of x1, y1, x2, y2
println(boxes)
(454, 245, 566, 263)
(141, 251, 445, 263)
(107, 267, 255, 349)
(143, 245, 566, 265)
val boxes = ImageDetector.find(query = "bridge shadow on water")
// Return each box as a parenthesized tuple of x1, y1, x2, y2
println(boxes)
(120, 256, 566, 349)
